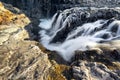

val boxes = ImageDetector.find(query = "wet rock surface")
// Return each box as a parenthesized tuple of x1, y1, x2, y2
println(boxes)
(48, 7, 120, 43)
(71, 44, 120, 80)
(72, 61, 120, 80)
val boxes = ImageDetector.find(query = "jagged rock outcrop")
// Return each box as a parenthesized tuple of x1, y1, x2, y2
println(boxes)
(72, 61, 120, 80)
(0, 2, 30, 45)
(71, 44, 120, 80)
(0, 2, 68, 80)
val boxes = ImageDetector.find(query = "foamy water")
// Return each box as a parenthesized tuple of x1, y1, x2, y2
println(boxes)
(39, 13, 120, 61)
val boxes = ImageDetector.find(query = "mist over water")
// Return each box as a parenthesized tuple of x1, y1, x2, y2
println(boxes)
(39, 12, 120, 61)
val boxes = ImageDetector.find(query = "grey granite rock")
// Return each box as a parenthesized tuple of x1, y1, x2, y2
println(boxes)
(72, 61, 120, 80)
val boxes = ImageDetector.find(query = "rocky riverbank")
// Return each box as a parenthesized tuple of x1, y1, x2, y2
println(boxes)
(0, 2, 69, 80)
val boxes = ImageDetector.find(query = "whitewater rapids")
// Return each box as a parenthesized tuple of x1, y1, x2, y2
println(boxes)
(39, 12, 120, 61)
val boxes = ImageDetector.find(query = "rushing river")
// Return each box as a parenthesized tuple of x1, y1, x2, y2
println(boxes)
(39, 9, 120, 61)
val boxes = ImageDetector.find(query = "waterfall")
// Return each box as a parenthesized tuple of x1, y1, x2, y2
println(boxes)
(39, 9, 120, 61)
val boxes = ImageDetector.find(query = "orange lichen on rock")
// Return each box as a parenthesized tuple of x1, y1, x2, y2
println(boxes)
(47, 61, 69, 80)
(0, 2, 30, 30)
(0, 2, 15, 25)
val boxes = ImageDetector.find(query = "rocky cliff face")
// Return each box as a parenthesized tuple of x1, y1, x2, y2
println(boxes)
(0, 2, 68, 80)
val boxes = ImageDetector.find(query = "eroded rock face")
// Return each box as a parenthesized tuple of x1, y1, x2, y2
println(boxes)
(0, 2, 67, 80)
(0, 2, 30, 44)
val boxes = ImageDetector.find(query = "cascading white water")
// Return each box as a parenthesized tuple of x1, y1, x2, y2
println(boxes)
(39, 12, 120, 61)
